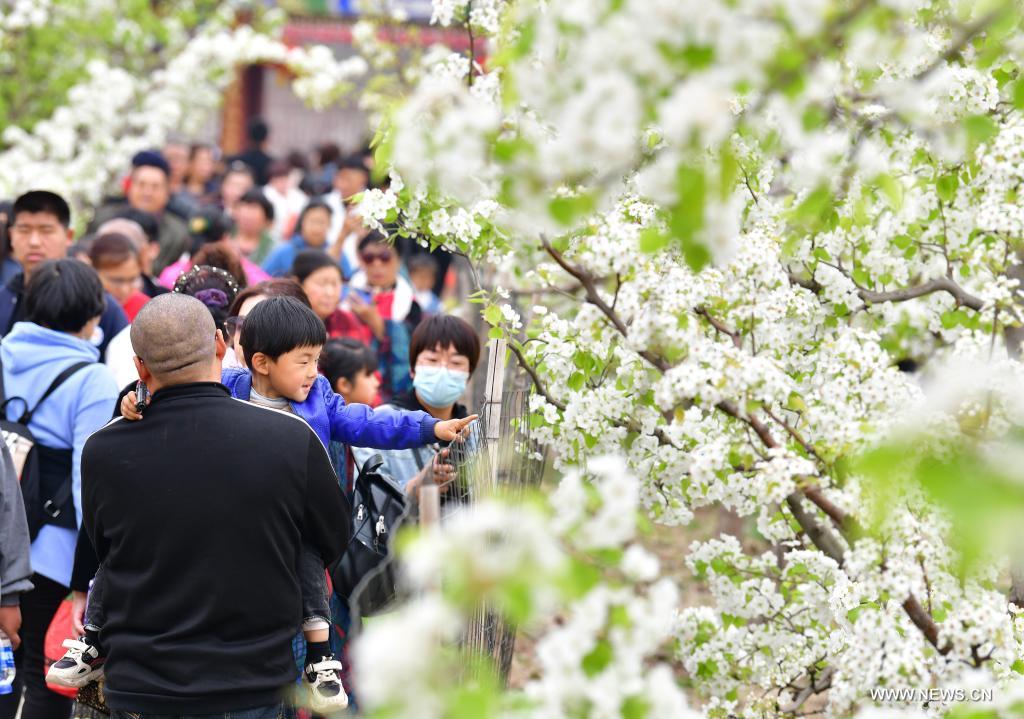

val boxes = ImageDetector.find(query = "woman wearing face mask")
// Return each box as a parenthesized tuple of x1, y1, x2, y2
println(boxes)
(351, 314, 480, 507)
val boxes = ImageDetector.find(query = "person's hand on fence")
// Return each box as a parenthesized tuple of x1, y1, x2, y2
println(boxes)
(407, 448, 457, 501)
(434, 415, 478, 442)
(71, 590, 88, 637)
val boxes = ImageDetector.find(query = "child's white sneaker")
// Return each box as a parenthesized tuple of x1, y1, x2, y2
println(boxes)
(304, 655, 349, 712)
(46, 637, 105, 688)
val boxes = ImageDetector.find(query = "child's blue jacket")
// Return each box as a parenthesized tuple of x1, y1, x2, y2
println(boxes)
(221, 367, 438, 450)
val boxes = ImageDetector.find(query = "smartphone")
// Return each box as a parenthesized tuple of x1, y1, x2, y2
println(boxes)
(135, 380, 150, 414)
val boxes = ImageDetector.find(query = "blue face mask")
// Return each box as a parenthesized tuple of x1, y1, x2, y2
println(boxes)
(413, 365, 469, 407)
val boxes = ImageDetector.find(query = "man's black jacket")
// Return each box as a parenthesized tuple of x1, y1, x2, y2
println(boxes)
(82, 382, 350, 714)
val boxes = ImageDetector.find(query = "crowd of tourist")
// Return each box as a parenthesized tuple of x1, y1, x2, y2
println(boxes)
(0, 117, 477, 718)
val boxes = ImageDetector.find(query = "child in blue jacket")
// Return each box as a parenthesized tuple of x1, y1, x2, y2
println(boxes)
(54, 297, 475, 712)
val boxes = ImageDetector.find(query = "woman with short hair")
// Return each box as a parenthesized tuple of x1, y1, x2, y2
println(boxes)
(0, 259, 119, 719)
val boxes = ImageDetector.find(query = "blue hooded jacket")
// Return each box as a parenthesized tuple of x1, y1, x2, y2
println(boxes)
(220, 367, 438, 450)
(1, 322, 119, 588)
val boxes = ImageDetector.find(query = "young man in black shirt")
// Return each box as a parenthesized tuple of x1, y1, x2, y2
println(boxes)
(81, 293, 350, 716)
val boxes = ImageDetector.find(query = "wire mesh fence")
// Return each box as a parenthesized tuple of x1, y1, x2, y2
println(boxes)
(458, 386, 547, 682)
(443, 342, 548, 685)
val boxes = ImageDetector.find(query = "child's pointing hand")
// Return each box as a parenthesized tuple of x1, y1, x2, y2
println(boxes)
(434, 415, 479, 442)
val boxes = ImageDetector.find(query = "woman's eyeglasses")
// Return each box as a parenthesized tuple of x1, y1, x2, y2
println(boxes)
(360, 249, 394, 265)
(224, 315, 245, 336)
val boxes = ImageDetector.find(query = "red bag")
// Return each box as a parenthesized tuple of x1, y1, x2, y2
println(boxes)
(44, 597, 78, 698)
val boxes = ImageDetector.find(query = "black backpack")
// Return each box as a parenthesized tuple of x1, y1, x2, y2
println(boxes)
(330, 454, 410, 621)
(0, 360, 93, 540)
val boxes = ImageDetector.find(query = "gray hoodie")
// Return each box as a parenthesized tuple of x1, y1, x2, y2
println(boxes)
(0, 441, 32, 604)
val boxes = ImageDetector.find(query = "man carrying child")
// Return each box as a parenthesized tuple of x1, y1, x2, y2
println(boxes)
(80, 294, 351, 717)
(62, 295, 476, 713)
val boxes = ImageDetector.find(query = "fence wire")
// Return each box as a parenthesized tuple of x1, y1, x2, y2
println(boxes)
(450, 381, 547, 684)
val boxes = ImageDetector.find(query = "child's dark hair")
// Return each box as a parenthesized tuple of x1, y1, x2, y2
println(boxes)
(319, 338, 377, 389)
(240, 296, 327, 371)
(409, 314, 481, 374)
(25, 259, 105, 333)
(406, 253, 438, 276)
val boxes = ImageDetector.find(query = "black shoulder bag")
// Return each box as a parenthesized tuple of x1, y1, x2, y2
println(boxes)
(330, 454, 410, 621)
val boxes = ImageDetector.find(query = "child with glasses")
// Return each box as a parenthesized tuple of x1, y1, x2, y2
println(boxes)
(52, 297, 476, 712)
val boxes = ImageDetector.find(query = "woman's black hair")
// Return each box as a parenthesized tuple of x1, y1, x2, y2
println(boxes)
(357, 230, 388, 254)
(293, 199, 332, 240)
(408, 314, 482, 375)
(240, 296, 327, 372)
(238, 188, 275, 221)
(290, 249, 342, 284)
(173, 265, 240, 335)
(25, 259, 105, 334)
(319, 337, 377, 389)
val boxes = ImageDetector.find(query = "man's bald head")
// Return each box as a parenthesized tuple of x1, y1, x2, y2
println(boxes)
(132, 294, 217, 385)
(97, 218, 147, 253)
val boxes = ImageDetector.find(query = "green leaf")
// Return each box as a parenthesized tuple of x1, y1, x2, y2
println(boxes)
(1013, 79, 1024, 110)
(582, 639, 613, 677)
(802, 104, 828, 131)
(791, 186, 833, 231)
(549, 193, 596, 227)
(1012, 659, 1024, 674)
(493, 137, 527, 163)
(483, 304, 503, 326)
(498, 580, 534, 624)
(786, 393, 809, 417)
(448, 682, 499, 719)
(964, 114, 998, 150)
(680, 44, 714, 69)
(560, 558, 601, 598)
(568, 372, 586, 392)
(710, 557, 731, 574)
(875, 173, 903, 210)
(696, 659, 718, 679)
(668, 165, 709, 270)
(621, 696, 650, 719)
(936, 174, 958, 203)
(639, 227, 668, 253)
(719, 143, 739, 199)
(609, 605, 632, 629)
(488, 326, 504, 340)
(682, 241, 711, 271)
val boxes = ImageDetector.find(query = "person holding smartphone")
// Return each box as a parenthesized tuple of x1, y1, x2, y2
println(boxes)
(344, 231, 423, 403)
(351, 313, 481, 508)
